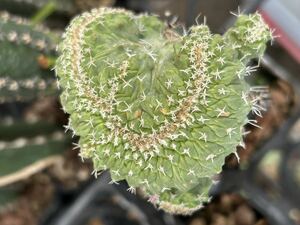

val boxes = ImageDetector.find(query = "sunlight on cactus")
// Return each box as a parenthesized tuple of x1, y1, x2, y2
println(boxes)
(55, 8, 272, 214)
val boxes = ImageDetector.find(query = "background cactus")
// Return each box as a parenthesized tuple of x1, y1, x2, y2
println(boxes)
(0, 120, 70, 188)
(0, 11, 71, 207)
(55, 8, 272, 214)
(0, 11, 59, 103)
(0, 99, 71, 206)
(0, 0, 115, 17)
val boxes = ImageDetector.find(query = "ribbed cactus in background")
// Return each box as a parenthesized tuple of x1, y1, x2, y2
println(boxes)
(0, 11, 69, 206)
(0, 0, 115, 16)
(0, 11, 59, 103)
(56, 8, 272, 214)
(0, 119, 70, 188)
(0, 116, 70, 208)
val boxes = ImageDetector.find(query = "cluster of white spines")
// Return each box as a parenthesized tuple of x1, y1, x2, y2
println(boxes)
(245, 14, 273, 45)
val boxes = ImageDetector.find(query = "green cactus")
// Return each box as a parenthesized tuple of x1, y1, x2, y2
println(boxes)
(0, 0, 115, 17)
(0, 187, 19, 206)
(0, 12, 68, 207)
(0, 0, 74, 16)
(0, 11, 59, 103)
(0, 119, 70, 188)
(0, 119, 70, 207)
(55, 8, 272, 214)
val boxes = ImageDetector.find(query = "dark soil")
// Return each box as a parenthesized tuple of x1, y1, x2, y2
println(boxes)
(0, 148, 93, 225)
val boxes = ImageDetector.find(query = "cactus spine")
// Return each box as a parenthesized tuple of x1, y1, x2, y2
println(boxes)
(56, 8, 272, 214)
(0, 11, 58, 103)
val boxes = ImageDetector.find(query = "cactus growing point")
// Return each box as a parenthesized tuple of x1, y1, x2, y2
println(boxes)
(56, 8, 272, 214)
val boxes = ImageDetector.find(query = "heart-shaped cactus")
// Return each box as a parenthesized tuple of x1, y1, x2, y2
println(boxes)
(56, 8, 272, 214)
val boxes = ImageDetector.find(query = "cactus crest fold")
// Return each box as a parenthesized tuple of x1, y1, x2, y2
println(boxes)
(56, 8, 272, 214)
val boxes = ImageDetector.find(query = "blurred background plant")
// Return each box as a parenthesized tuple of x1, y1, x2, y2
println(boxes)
(0, 0, 115, 19)
(0, 10, 67, 206)
(0, 0, 120, 222)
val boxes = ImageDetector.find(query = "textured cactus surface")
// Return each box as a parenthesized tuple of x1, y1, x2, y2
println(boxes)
(0, 11, 59, 102)
(56, 8, 272, 214)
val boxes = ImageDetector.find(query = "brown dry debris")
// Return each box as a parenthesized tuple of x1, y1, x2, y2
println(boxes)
(0, 174, 55, 225)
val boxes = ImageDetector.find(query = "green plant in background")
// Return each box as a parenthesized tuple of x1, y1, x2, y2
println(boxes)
(0, 0, 115, 17)
(0, 119, 70, 188)
(0, 11, 59, 103)
(0, 11, 70, 207)
(56, 8, 272, 214)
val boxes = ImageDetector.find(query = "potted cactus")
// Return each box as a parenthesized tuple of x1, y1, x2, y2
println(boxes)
(55, 7, 272, 215)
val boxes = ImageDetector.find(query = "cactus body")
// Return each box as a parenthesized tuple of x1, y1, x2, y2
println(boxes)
(56, 8, 272, 214)
(0, 11, 58, 102)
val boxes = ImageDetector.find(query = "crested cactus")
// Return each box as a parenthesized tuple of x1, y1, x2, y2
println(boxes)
(0, 11, 59, 103)
(55, 8, 272, 214)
